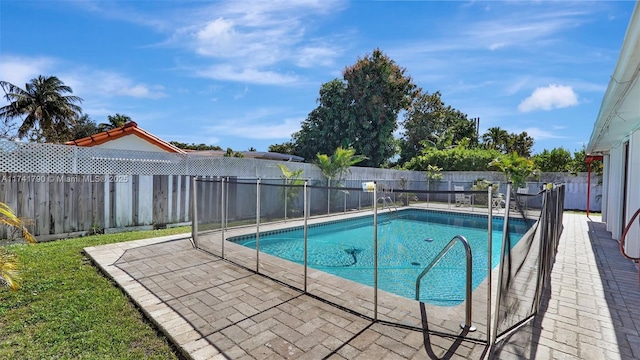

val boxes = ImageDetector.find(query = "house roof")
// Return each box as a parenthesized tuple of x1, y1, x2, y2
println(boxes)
(66, 122, 186, 154)
(587, 2, 640, 154)
(187, 150, 304, 162)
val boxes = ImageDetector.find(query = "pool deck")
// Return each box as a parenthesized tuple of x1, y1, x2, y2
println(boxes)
(84, 212, 640, 359)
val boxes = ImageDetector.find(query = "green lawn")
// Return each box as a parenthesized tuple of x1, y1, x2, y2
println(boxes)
(0, 227, 191, 360)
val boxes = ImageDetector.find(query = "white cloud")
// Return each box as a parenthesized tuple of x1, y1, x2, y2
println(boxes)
(489, 42, 506, 51)
(119, 84, 166, 99)
(205, 114, 301, 139)
(234, 86, 249, 99)
(504, 77, 530, 96)
(517, 84, 578, 112)
(520, 127, 566, 140)
(64, 70, 167, 99)
(196, 65, 298, 85)
(0, 55, 55, 87)
(167, 1, 344, 84)
(295, 46, 339, 68)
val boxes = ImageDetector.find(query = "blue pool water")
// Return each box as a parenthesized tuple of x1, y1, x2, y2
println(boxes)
(230, 209, 531, 306)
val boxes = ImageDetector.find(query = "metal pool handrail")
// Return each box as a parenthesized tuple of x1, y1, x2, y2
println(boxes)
(415, 234, 476, 332)
(377, 196, 398, 215)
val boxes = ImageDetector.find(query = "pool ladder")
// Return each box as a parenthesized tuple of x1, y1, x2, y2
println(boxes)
(377, 196, 398, 217)
(415, 235, 476, 332)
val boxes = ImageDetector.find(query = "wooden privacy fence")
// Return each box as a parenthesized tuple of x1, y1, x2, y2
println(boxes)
(0, 172, 191, 241)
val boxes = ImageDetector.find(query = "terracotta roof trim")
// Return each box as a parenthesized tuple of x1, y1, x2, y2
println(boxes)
(65, 122, 186, 154)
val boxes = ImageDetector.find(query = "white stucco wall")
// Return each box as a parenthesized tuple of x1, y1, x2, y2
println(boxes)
(601, 155, 610, 222)
(94, 135, 171, 153)
(624, 130, 640, 258)
(606, 144, 625, 239)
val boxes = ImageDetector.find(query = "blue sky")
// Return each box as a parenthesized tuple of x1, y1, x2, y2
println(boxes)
(0, 0, 636, 156)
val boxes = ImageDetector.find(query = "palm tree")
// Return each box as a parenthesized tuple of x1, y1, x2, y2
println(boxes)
(0, 202, 36, 291)
(316, 147, 367, 213)
(70, 113, 99, 140)
(482, 127, 509, 153)
(0, 76, 83, 143)
(98, 113, 131, 132)
(489, 152, 538, 188)
(316, 147, 366, 182)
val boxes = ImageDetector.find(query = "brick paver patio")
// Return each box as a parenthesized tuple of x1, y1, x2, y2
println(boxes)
(85, 213, 640, 359)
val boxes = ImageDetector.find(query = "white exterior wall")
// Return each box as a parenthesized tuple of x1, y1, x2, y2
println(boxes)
(601, 155, 610, 222)
(624, 130, 640, 258)
(94, 135, 171, 153)
(606, 144, 625, 239)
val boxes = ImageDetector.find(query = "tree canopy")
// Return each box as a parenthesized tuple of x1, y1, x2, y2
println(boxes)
(99, 113, 131, 131)
(268, 141, 297, 155)
(481, 127, 534, 158)
(0, 76, 83, 143)
(399, 90, 478, 164)
(292, 49, 416, 168)
(489, 152, 539, 187)
(292, 79, 349, 161)
(169, 141, 223, 151)
(70, 113, 99, 140)
(404, 146, 502, 171)
(532, 147, 573, 172)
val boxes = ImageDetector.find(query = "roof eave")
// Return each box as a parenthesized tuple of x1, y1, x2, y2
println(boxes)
(587, 2, 640, 155)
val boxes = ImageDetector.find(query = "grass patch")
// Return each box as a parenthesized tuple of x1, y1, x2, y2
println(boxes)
(0, 227, 191, 360)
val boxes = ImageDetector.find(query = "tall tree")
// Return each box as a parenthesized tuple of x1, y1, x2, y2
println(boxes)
(481, 127, 534, 158)
(98, 113, 131, 131)
(294, 49, 416, 168)
(70, 113, 100, 140)
(482, 127, 510, 152)
(399, 90, 477, 164)
(532, 147, 572, 172)
(0, 76, 83, 143)
(343, 49, 417, 167)
(268, 141, 297, 155)
(293, 79, 349, 161)
(505, 131, 534, 158)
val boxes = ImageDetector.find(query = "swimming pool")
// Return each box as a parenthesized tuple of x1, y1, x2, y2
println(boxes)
(230, 209, 530, 306)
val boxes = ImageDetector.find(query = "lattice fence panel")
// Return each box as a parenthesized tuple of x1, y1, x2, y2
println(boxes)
(76, 147, 187, 175)
(0, 142, 77, 173)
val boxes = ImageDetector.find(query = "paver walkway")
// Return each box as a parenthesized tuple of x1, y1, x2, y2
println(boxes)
(85, 213, 640, 359)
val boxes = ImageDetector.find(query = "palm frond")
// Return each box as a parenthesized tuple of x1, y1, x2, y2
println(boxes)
(0, 248, 21, 291)
(0, 202, 36, 243)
